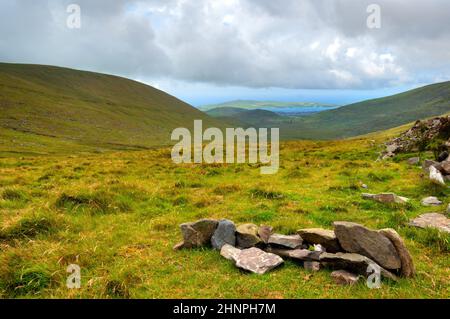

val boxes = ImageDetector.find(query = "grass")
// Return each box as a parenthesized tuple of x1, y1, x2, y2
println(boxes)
(0, 130, 449, 299)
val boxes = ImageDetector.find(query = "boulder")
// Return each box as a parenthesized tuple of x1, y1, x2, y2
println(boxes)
(409, 213, 450, 233)
(304, 261, 321, 272)
(423, 159, 441, 173)
(438, 151, 449, 162)
(178, 219, 218, 249)
(211, 219, 236, 250)
(331, 270, 360, 286)
(319, 252, 398, 281)
(268, 234, 303, 249)
(234, 247, 284, 274)
(297, 228, 341, 253)
(440, 160, 450, 175)
(421, 196, 443, 207)
(333, 222, 401, 270)
(266, 248, 322, 262)
(429, 166, 446, 186)
(236, 223, 262, 248)
(407, 157, 420, 165)
(258, 225, 273, 244)
(379, 229, 415, 278)
(362, 193, 409, 205)
(220, 244, 241, 261)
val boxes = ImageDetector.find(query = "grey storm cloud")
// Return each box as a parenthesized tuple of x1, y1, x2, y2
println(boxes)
(1, 0, 450, 89)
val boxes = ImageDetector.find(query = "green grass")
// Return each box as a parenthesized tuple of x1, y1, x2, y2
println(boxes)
(0, 132, 449, 299)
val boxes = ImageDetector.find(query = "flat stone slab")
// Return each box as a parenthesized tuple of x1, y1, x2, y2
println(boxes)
(297, 228, 341, 253)
(235, 248, 284, 275)
(266, 248, 322, 261)
(220, 244, 241, 261)
(421, 196, 443, 207)
(362, 193, 409, 204)
(334, 222, 402, 270)
(268, 234, 303, 249)
(409, 213, 450, 233)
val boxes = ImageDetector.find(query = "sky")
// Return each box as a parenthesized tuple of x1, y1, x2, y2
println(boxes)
(1, 0, 450, 106)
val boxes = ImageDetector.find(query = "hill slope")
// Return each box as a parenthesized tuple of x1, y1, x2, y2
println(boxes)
(284, 81, 450, 139)
(0, 63, 221, 155)
(206, 107, 281, 126)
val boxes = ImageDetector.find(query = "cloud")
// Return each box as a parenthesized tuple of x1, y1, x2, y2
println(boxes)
(0, 0, 449, 90)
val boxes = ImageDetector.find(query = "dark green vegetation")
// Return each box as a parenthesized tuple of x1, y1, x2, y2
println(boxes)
(206, 107, 281, 126)
(0, 63, 222, 156)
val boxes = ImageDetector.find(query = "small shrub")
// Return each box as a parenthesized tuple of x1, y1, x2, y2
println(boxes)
(3, 265, 52, 296)
(1, 188, 27, 201)
(0, 212, 60, 241)
(249, 188, 284, 200)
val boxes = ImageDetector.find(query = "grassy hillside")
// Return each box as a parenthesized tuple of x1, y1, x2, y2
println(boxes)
(206, 107, 281, 127)
(0, 124, 448, 298)
(0, 63, 222, 156)
(199, 100, 337, 111)
(284, 81, 450, 140)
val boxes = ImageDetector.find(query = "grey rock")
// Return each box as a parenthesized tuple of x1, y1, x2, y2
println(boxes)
(440, 160, 450, 175)
(304, 261, 321, 272)
(362, 193, 409, 205)
(236, 223, 262, 248)
(297, 228, 341, 253)
(429, 166, 446, 186)
(438, 151, 449, 162)
(331, 270, 360, 286)
(268, 234, 303, 249)
(179, 219, 218, 249)
(319, 252, 398, 281)
(379, 229, 415, 278)
(220, 244, 241, 261)
(421, 196, 443, 207)
(409, 213, 450, 233)
(234, 248, 284, 274)
(258, 225, 273, 244)
(266, 248, 322, 261)
(211, 219, 236, 249)
(407, 157, 420, 165)
(423, 159, 441, 173)
(333, 222, 402, 270)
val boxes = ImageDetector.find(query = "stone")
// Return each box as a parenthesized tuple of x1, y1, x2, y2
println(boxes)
(379, 229, 415, 278)
(220, 244, 241, 261)
(362, 193, 409, 205)
(331, 270, 360, 286)
(179, 219, 218, 248)
(266, 248, 322, 261)
(333, 221, 401, 270)
(319, 252, 398, 281)
(440, 160, 450, 175)
(407, 157, 420, 165)
(438, 151, 449, 162)
(234, 247, 284, 274)
(423, 159, 441, 173)
(297, 228, 341, 253)
(236, 223, 262, 248)
(421, 196, 443, 206)
(304, 261, 321, 272)
(211, 219, 236, 250)
(258, 225, 273, 244)
(361, 183, 368, 189)
(429, 166, 446, 186)
(409, 213, 450, 233)
(173, 241, 185, 250)
(268, 234, 303, 249)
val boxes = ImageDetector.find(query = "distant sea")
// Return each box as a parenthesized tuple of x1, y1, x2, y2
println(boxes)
(262, 106, 341, 116)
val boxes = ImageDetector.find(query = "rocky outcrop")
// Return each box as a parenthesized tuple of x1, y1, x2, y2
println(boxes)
(297, 228, 341, 253)
(409, 213, 450, 233)
(333, 222, 402, 270)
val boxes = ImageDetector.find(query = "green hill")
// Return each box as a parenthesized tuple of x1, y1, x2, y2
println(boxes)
(276, 81, 450, 140)
(206, 106, 281, 126)
(0, 63, 222, 155)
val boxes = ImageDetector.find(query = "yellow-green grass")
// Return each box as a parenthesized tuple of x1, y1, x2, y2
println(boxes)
(0, 133, 449, 299)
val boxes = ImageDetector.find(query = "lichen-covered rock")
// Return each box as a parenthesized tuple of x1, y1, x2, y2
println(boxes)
(236, 223, 262, 248)
(297, 228, 341, 253)
(333, 222, 401, 270)
(211, 219, 236, 250)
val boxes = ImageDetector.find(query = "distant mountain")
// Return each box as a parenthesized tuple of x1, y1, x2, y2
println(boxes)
(284, 81, 450, 140)
(0, 63, 223, 155)
(206, 107, 281, 127)
(199, 100, 337, 112)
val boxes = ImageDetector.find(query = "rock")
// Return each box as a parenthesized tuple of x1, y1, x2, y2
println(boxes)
(258, 225, 273, 244)
(266, 248, 322, 261)
(319, 252, 398, 281)
(314, 244, 326, 252)
(304, 261, 321, 272)
(362, 193, 409, 205)
(407, 157, 420, 165)
(268, 234, 303, 249)
(220, 244, 241, 261)
(409, 213, 450, 233)
(379, 229, 415, 278)
(333, 222, 401, 270)
(297, 228, 341, 253)
(421, 196, 443, 207)
(173, 241, 185, 250)
(361, 183, 368, 189)
(423, 159, 441, 173)
(331, 270, 360, 286)
(234, 247, 284, 274)
(438, 151, 449, 162)
(440, 160, 450, 175)
(236, 223, 262, 248)
(429, 166, 446, 186)
(211, 219, 236, 250)
(179, 219, 218, 248)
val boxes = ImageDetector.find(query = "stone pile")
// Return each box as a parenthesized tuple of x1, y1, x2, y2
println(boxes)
(174, 219, 417, 285)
